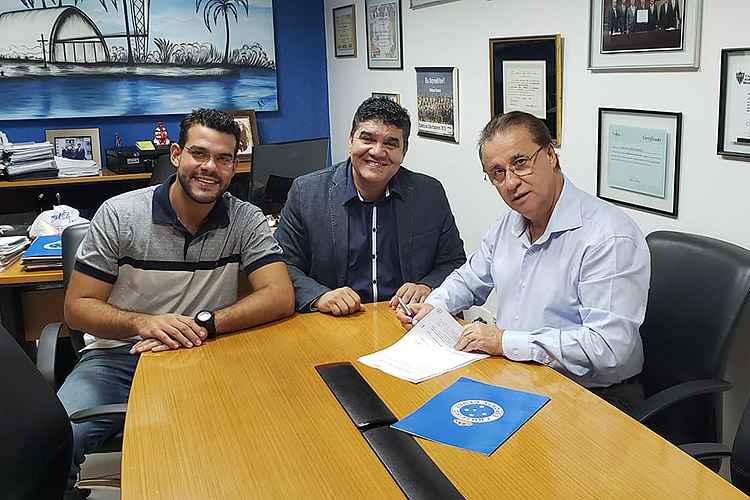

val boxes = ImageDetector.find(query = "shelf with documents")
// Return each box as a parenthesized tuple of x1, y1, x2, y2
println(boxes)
(0, 259, 62, 286)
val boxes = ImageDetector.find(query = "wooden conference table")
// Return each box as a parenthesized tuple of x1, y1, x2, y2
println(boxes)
(122, 303, 745, 499)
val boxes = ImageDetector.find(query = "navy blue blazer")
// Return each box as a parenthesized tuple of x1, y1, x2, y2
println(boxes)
(275, 160, 466, 311)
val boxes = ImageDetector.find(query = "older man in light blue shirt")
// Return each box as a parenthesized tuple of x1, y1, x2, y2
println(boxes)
(398, 112, 650, 395)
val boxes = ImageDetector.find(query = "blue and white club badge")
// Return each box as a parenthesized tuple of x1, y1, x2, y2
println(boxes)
(44, 240, 62, 251)
(450, 399, 504, 427)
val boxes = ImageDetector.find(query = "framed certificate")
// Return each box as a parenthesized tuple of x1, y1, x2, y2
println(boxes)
(415, 67, 459, 143)
(489, 35, 562, 146)
(333, 4, 357, 58)
(718, 47, 750, 159)
(365, 0, 403, 69)
(597, 108, 682, 218)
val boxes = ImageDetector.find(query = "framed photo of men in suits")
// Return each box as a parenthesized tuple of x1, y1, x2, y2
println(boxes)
(588, 0, 702, 70)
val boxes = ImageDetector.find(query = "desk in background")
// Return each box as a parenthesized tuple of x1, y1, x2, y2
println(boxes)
(122, 303, 745, 499)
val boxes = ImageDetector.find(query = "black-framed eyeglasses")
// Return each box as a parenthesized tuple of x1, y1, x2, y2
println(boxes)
(483, 144, 547, 186)
(183, 145, 236, 168)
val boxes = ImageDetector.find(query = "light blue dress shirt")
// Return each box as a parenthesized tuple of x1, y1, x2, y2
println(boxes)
(427, 177, 650, 387)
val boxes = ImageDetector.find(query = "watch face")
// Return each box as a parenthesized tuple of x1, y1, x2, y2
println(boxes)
(197, 311, 212, 322)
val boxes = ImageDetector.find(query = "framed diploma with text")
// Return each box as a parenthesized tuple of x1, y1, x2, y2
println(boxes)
(365, 0, 403, 69)
(333, 4, 357, 58)
(489, 35, 562, 146)
(415, 67, 459, 143)
(718, 48, 750, 159)
(597, 108, 682, 218)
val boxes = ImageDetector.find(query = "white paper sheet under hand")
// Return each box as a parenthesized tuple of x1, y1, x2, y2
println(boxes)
(358, 306, 488, 383)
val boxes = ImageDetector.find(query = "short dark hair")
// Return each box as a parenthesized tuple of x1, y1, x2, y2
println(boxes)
(350, 97, 411, 153)
(478, 111, 556, 168)
(179, 108, 242, 154)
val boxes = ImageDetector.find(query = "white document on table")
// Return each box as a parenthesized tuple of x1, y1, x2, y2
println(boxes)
(358, 306, 488, 383)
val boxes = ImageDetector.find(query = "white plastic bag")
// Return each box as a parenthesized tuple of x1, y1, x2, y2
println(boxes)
(29, 205, 89, 238)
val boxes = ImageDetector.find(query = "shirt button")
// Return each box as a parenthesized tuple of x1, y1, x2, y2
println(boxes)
(514, 315, 519, 320)
(372, 254, 376, 260)
(372, 227, 376, 233)
(372, 279, 377, 284)
(521, 282, 525, 288)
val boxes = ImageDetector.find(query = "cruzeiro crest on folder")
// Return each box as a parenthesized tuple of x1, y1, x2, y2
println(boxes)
(450, 399, 504, 427)
(43, 240, 62, 251)
(737, 72, 746, 85)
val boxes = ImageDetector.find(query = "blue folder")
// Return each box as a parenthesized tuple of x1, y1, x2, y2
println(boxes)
(22, 235, 62, 260)
(392, 377, 550, 455)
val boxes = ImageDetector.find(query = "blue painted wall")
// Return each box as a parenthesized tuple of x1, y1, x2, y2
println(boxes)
(0, 0, 330, 149)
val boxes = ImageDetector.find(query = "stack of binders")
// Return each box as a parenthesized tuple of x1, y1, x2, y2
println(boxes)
(0, 236, 31, 272)
(21, 235, 63, 271)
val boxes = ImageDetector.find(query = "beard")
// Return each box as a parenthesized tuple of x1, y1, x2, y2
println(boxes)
(176, 170, 228, 204)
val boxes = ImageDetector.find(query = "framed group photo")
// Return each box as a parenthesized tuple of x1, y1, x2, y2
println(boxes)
(333, 4, 357, 58)
(489, 34, 562, 146)
(45, 128, 102, 167)
(226, 110, 259, 161)
(597, 108, 682, 217)
(718, 47, 750, 159)
(415, 67, 459, 143)
(365, 0, 403, 69)
(588, 0, 703, 71)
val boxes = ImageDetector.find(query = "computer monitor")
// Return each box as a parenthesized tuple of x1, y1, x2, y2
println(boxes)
(250, 137, 330, 215)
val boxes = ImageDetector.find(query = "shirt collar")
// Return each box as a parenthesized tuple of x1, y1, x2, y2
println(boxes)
(341, 161, 402, 205)
(152, 174, 230, 232)
(511, 175, 583, 242)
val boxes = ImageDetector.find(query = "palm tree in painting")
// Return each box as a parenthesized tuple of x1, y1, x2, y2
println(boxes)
(196, 0, 250, 65)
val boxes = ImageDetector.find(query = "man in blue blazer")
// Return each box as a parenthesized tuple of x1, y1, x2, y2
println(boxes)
(275, 97, 466, 315)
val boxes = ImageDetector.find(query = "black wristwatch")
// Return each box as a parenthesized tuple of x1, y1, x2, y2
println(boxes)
(195, 310, 217, 339)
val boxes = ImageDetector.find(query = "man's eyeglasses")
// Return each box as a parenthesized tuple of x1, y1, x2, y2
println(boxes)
(483, 144, 547, 186)
(183, 145, 235, 168)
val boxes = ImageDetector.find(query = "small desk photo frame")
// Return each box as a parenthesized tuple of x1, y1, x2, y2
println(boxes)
(365, 0, 403, 70)
(588, 0, 703, 71)
(489, 34, 562, 146)
(226, 110, 259, 161)
(597, 107, 682, 218)
(371, 92, 401, 104)
(718, 47, 750, 159)
(45, 127, 102, 168)
(333, 4, 357, 58)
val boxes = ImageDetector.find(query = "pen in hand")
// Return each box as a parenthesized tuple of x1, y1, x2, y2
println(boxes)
(397, 297, 417, 324)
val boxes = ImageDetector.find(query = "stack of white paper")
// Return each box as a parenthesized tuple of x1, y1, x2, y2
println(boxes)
(0, 236, 30, 272)
(55, 156, 101, 177)
(359, 306, 488, 383)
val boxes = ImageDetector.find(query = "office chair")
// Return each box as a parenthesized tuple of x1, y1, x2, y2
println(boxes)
(0, 323, 72, 500)
(680, 397, 750, 495)
(626, 231, 750, 454)
(149, 153, 174, 186)
(36, 223, 126, 491)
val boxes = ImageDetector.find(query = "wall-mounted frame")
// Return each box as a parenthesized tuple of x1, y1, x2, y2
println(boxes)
(372, 92, 401, 104)
(588, 0, 703, 71)
(489, 34, 562, 146)
(45, 127, 102, 168)
(365, 0, 403, 70)
(226, 110, 259, 161)
(333, 4, 357, 58)
(416, 67, 459, 143)
(718, 47, 750, 159)
(597, 107, 681, 218)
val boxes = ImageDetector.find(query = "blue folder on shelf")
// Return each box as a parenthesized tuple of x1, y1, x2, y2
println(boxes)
(392, 377, 550, 456)
(22, 235, 62, 261)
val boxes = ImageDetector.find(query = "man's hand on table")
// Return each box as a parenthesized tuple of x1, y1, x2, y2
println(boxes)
(455, 322, 504, 356)
(388, 283, 431, 309)
(129, 314, 207, 354)
(314, 287, 365, 316)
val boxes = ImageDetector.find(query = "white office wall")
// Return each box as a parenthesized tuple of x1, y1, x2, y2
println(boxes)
(323, 0, 750, 453)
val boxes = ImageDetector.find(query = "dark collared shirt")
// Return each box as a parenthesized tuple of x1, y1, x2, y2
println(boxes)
(344, 165, 403, 303)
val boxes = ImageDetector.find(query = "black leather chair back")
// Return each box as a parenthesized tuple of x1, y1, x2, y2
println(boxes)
(150, 153, 174, 186)
(0, 324, 72, 500)
(62, 223, 90, 354)
(641, 231, 750, 444)
(732, 399, 750, 495)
